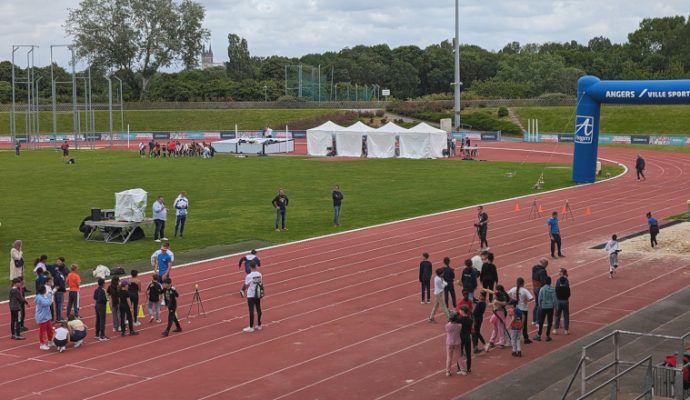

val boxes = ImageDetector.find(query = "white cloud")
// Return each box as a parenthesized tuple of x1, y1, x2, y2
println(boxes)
(0, 0, 688, 67)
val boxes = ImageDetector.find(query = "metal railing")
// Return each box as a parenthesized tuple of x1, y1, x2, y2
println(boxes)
(576, 355, 653, 400)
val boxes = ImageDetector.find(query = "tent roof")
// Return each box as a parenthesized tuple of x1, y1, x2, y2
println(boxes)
(307, 120, 345, 132)
(408, 122, 447, 134)
(375, 122, 408, 133)
(344, 121, 375, 132)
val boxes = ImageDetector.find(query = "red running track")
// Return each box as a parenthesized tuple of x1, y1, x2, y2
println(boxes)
(1, 143, 689, 400)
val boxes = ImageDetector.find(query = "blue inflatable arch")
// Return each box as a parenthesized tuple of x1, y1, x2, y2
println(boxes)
(573, 76, 690, 183)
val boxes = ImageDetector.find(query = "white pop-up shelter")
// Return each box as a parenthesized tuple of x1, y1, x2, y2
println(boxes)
(306, 121, 344, 156)
(115, 188, 147, 222)
(399, 122, 448, 159)
(336, 121, 374, 157)
(367, 122, 405, 158)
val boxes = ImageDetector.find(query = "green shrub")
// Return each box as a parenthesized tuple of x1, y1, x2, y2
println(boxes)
(497, 107, 509, 118)
(462, 112, 522, 134)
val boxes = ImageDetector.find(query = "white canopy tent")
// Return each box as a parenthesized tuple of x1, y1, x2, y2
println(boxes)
(306, 121, 344, 156)
(336, 122, 374, 157)
(367, 122, 405, 158)
(399, 122, 448, 159)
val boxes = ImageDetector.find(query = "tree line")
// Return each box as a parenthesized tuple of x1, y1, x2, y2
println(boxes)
(1, 11, 689, 103)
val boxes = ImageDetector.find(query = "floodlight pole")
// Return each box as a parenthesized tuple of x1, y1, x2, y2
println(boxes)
(453, 0, 461, 130)
(50, 46, 57, 136)
(113, 76, 124, 132)
(70, 45, 80, 149)
(106, 75, 113, 148)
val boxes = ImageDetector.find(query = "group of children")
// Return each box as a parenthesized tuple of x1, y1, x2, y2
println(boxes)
(140, 140, 216, 159)
(421, 252, 573, 377)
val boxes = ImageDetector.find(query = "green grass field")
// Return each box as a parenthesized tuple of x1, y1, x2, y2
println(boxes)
(0, 109, 342, 134)
(514, 105, 690, 135)
(0, 150, 622, 295)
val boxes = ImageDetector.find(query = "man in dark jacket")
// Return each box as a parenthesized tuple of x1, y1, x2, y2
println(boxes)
(460, 259, 478, 300)
(531, 258, 550, 325)
(272, 189, 289, 231)
(479, 252, 498, 302)
(635, 154, 646, 181)
(332, 185, 344, 227)
(161, 278, 182, 337)
(475, 206, 489, 250)
(46, 257, 67, 321)
(419, 253, 432, 304)
(442, 257, 457, 308)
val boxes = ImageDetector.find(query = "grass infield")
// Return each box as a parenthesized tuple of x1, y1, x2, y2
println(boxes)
(0, 150, 623, 296)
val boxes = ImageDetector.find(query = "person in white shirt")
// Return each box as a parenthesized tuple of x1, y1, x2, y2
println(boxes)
(429, 268, 450, 323)
(173, 192, 189, 238)
(243, 264, 263, 333)
(152, 196, 168, 242)
(508, 277, 534, 344)
(33, 255, 48, 275)
(604, 234, 621, 278)
(53, 322, 70, 353)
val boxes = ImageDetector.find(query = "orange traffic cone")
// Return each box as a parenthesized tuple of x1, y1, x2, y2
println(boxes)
(538, 204, 544, 214)
(514, 202, 521, 212)
(584, 207, 592, 216)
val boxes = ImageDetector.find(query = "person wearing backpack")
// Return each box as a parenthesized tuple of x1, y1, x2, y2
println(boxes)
(534, 276, 557, 342)
(442, 257, 457, 308)
(459, 259, 477, 301)
(531, 258, 549, 326)
(243, 263, 263, 333)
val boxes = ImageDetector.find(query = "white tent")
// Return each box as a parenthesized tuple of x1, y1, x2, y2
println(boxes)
(367, 122, 405, 158)
(399, 122, 448, 159)
(336, 122, 374, 157)
(115, 188, 147, 222)
(307, 121, 344, 156)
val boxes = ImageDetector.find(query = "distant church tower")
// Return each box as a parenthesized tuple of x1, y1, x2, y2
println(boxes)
(201, 43, 214, 69)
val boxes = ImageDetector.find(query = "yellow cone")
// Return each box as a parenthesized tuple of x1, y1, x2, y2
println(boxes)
(138, 305, 145, 318)
(106, 301, 111, 315)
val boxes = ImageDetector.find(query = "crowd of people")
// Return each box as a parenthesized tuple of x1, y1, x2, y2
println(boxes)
(5, 240, 186, 351)
(139, 140, 216, 159)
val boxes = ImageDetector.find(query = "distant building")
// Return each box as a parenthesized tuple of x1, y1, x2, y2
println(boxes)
(201, 44, 214, 69)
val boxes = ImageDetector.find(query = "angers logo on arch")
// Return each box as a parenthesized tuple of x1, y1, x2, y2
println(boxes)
(575, 115, 595, 144)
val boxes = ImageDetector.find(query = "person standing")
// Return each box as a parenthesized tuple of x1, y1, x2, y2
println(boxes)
(243, 263, 264, 332)
(332, 185, 344, 227)
(488, 285, 509, 350)
(15, 140, 21, 156)
(161, 278, 182, 336)
(508, 277, 534, 345)
(457, 305, 474, 375)
(93, 278, 109, 341)
(509, 307, 524, 357)
(479, 252, 498, 302)
(646, 212, 659, 248)
(429, 268, 450, 323)
(146, 274, 163, 323)
(635, 154, 646, 181)
(65, 264, 81, 318)
(548, 211, 564, 258)
(173, 191, 189, 238)
(108, 277, 121, 333)
(9, 278, 27, 340)
(128, 270, 142, 326)
(46, 257, 67, 321)
(35, 285, 55, 350)
(444, 312, 462, 376)
(605, 234, 621, 278)
(9, 240, 24, 281)
(531, 258, 549, 326)
(154, 245, 174, 282)
(534, 276, 557, 342)
(272, 189, 289, 231)
(459, 259, 477, 301)
(138, 142, 146, 157)
(475, 206, 489, 250)
(60, 141, 70, 161)
(419, 253, 432, 304)
(553, 276, 571, 336)
(118, 281, 138, 336)
(472, 290, 488, 353)
(152, 196, 168, 242)
(442, 257, 457, 308)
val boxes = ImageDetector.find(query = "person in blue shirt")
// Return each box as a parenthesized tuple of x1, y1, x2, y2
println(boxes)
(548, 211, 564, 258)
(155, 246, 173, 282)
(646, 212, 659, 248)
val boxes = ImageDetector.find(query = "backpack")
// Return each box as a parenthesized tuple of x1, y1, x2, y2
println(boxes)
(254, 282, 265, 299)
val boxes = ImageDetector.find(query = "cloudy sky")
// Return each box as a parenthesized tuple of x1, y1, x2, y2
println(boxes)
(1, 0, 688, 67)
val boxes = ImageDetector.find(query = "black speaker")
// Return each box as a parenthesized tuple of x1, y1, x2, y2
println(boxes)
(91, 208, 102, 221)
